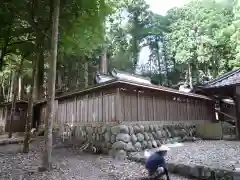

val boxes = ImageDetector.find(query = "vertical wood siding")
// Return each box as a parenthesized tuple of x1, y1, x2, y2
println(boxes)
(38, 86, 214, 126)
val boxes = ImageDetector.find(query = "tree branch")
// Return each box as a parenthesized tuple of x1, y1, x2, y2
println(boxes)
(8, 39, 35, 46)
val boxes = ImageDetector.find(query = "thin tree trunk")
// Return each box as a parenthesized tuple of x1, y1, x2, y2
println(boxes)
(162, 36, 170, 87)
(188, 63, 193, 89)
(99, 17, 107, 74)
(84, 61, 88, 88)
(76, 61, 80, 87)
(1, 73, 6, 101)
(8, 81, 17, 133)
(38, 51, 45, 99)
(8, 57, 24, 138)
(99, 49, 107, 74)
(57, 70, 62, 89)
(7, 63, 12, 102)
(0, 76, 4, 102)
(41, 0, 60, 170)
(23, 59, 37, 153)
(18, 76, 22, 100)
(2, 84, 5, 101)
(156, 46, 162, 86)
(9, 71, 15, 102)
(33, 55, 39, 101)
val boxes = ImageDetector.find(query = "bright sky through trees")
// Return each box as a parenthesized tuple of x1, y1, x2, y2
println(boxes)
(138, 0, 191, 70)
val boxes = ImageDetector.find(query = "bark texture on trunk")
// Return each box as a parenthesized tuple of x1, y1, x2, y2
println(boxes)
(9, 71, 15, 102)
(18, 76, 22, 100)
(42, 0, 60, 170)
(8, 57, 24, 138)
(84, 61, 88, 88)
(188, 63, 193, 89)
(99, 49, 107, 74)
(23, 58, 37, 153)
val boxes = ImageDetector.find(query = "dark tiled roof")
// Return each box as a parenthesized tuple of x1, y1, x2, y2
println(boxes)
(202, 69, 240, 88)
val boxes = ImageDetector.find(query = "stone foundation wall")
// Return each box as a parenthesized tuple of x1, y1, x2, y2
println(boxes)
(59, 122, 197, 156)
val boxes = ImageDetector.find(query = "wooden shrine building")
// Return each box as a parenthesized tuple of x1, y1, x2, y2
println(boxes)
(194, 68, 240, 138)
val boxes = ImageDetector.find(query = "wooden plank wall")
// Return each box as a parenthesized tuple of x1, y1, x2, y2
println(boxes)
(38, 87, 214, 126)
(121, 90, 214, 122)
(0, 107, 7, 126)
(41, 91, 118, 126)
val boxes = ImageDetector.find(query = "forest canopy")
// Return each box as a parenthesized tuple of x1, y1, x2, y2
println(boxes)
(0, 0, 240, 102)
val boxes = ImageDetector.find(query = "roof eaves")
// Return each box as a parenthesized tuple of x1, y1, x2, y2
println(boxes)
(35, 79, 212, 105)
(204, 69, 240, 86)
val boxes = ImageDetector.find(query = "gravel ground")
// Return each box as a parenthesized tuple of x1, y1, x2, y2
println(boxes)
(165, 140, 240, 170)
(0, 138, 193, 180)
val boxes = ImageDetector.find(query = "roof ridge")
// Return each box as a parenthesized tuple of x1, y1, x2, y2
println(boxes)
(205, 68, 240, 86)
(112, 69, 151, 81)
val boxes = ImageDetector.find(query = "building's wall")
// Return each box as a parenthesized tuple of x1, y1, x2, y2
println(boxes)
(39, 87, 118, 131)
(119, 87, 214, 122)
(5, 103, 28, 133)
(37, 84, 216, 154)
(0, 107, 7, 134)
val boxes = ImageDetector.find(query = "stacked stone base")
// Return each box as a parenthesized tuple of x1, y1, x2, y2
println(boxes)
(55, 123, 197, 156)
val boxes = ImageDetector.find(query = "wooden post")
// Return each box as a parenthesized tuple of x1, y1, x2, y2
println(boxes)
(235, 85, 240, 140)
(218, 100, 224, 121)
(116, 88, 122, 123)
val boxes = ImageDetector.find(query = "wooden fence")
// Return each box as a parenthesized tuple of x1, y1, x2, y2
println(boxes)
(36, 80, 214, 127)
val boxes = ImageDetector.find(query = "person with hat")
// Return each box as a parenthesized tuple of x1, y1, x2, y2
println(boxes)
(145, 145, 170, 180)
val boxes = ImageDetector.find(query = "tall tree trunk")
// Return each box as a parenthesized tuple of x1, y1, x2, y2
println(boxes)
(38, 51, 45, 99)
(7, 62, 12, 102)
(0, 75, 4, 102)
(156, 43, 162, 86)
(76, 61, 80, 87)
(99, 48, 107, 74)
(132, 38, 139, 72)
(41, 0, 60, 170)
(162, 36, 170, 87)
(2, 83, 5, 101)
(23, 58, 37, 153)
(8, 57, 24, 138)
(56, 70, 62, 89)
(188, 63, 193, 89)
(33, 31, 45, 101)
(9, 71, 15, 102)
(18, 76, 22, 100)
(99, 16, 107, 74)
(84, 61, 88, 88)
(33, 55, 39, 101)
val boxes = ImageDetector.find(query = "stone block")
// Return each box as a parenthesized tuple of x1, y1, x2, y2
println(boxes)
(136, 133, 144, 142)
(116, 133, 131, 143)
(133, 125, 141, 133)
(112, 141, 127, 150)
(126, 142, 135, 152)
(143, 132, 150, 140)
(134, 142, 142, 151)
(131, 134, 138, 144)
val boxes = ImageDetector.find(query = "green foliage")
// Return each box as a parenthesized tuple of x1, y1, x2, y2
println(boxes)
(109, 0, 240, 88)
(1, 0, 240, 102)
